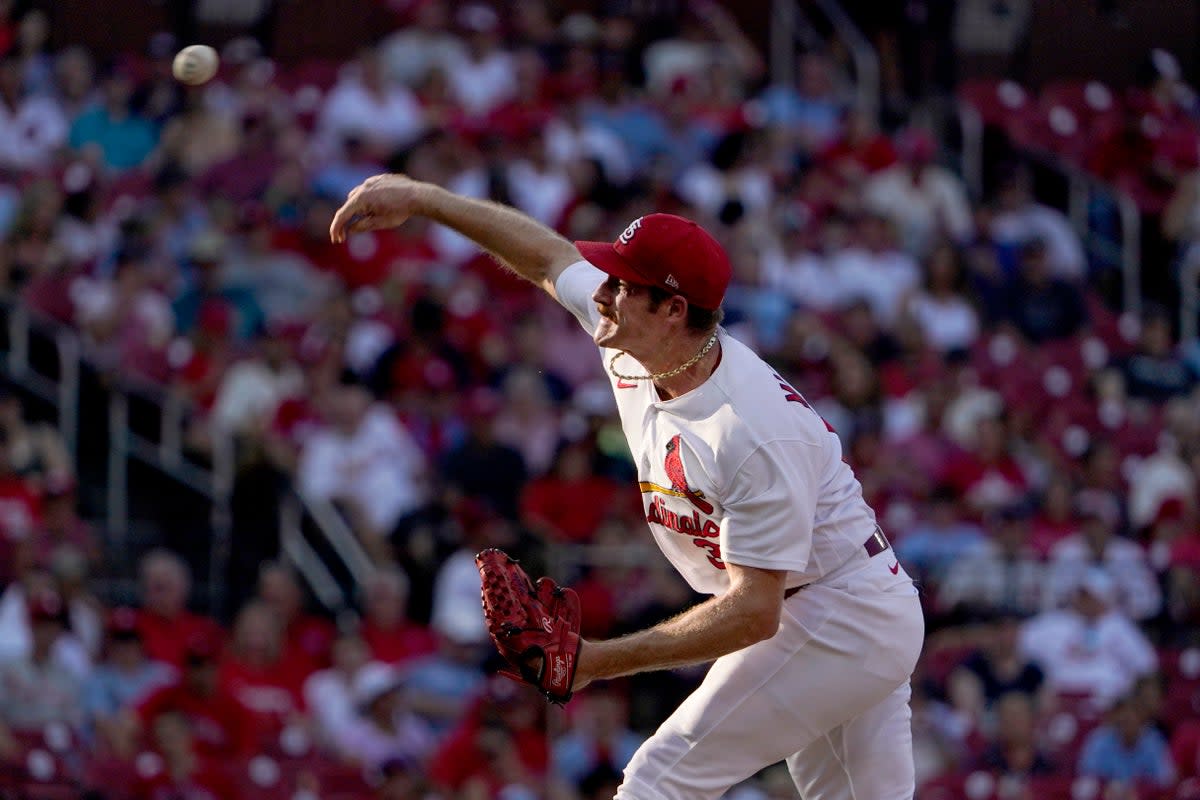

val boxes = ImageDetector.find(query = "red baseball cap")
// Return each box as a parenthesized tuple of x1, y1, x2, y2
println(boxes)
(575, 214, 732, 311)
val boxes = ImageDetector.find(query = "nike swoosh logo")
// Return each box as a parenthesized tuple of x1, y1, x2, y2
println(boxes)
(617, 379, 637, 389)
(888, 562, 899, 575)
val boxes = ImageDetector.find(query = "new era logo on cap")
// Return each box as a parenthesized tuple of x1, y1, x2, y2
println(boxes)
(575, 214, 732, 311)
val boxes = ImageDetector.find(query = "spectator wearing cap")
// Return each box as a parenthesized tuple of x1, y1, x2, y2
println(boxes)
(1078, 691, 1176, 786)
(1019, 569, 1157, 705)
(254, 562, 335, 670)
(862, 127, 974, 255)
(358, 567, 436, 667)
(1048, 491, 1162, 621)
(0, 51, 67, 172)
(125, 629, 250, 759)
(83, 607, 174, 749)
(68, 60, 158, 171)
(0, 590, 83, 757)
(331, 662, 435, 771)
(135, 550, 224, 671)
(297, 373, 430, 558)
(938, 505, 1047, 619)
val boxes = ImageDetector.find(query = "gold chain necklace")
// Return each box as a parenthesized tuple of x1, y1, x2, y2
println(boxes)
(607, 332, 719, 383)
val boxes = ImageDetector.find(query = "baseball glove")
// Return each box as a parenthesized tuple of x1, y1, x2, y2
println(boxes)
(476, 548, 582, 704)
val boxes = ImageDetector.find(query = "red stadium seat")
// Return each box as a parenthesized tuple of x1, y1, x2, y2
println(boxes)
(959, 78, 1035, 129)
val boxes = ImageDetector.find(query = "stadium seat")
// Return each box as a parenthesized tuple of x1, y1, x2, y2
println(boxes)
(959, 78, 1035, 129)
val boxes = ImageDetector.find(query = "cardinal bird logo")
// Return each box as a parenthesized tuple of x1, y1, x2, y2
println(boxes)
(663, 435, 713, 514)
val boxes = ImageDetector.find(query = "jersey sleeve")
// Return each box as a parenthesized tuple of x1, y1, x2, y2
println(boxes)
(718, 440, 821, 573)
(553, 260, 605, 334)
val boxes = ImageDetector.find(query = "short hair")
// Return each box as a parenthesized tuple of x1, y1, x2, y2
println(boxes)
(645, 286, 724, 332)
(140, 548, 190, 588)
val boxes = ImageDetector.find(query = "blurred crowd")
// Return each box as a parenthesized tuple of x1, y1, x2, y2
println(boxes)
(0, 0, 1199, 798)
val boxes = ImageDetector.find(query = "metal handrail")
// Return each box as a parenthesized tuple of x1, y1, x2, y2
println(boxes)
(294, 490, 377, 587)
(956, 121, 1143, 314)
(810, 0, 879, 121)
(1182, 247, 1200, 342)
(280, 494, 347, 612)
(771, 0, 880, 120)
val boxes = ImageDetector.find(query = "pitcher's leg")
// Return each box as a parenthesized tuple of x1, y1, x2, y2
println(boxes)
(615, 634, 906, 800)
(786, 681, 916, 800)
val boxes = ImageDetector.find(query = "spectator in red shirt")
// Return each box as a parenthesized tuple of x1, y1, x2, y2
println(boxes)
(135, 549, 224, 670)
(428, 677, 548, 797)
(217, 600, 308, 749)
(819, 106, 898, 184)
(255, 561, 335, 671)
(358, 567, 436, 667)
(942, 411, 1029, 518)
(135, 551, 224, 671)
(125, 631, 250, 759)
(133, 711, 239, 800)
(520, 437, 625, 543)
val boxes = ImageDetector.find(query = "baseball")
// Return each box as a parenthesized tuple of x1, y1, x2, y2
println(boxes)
(172, 44, 219, 85)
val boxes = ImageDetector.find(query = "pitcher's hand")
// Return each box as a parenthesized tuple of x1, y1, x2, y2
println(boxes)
(329, 174, 426, 243)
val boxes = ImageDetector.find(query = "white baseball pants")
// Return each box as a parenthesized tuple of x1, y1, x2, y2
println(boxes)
(615, 553, 925, 800)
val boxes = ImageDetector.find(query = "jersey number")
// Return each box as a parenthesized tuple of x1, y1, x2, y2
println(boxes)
(692, 539, 725, 569)
(774, 373, 836, 433)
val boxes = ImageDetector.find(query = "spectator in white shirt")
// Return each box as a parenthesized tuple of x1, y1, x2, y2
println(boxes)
(445, 4, 516, 119)
(317, 48, 426, 159)
(0, 51, 67, 172)
(904, 243, 981, 354)
(1019, 569, 1157, 705)
(304, 632, 373, 748)
(332, 662, 435, 771)
(990, 170, 1086, 281)
(761, 224, 842, 312)
(938, 504, 1046, 618)
(211, 331, 304, 437)
(506, 131, 574, 228)
(378, 0, 468, 88)
(863, 128, 974, 255)
(297, 375, 429, 553)
(1047, 491, 1162, 620)
(830, 212, 921, 327)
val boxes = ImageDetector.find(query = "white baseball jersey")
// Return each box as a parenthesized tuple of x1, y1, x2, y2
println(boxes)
(556, 261, 879, 595)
